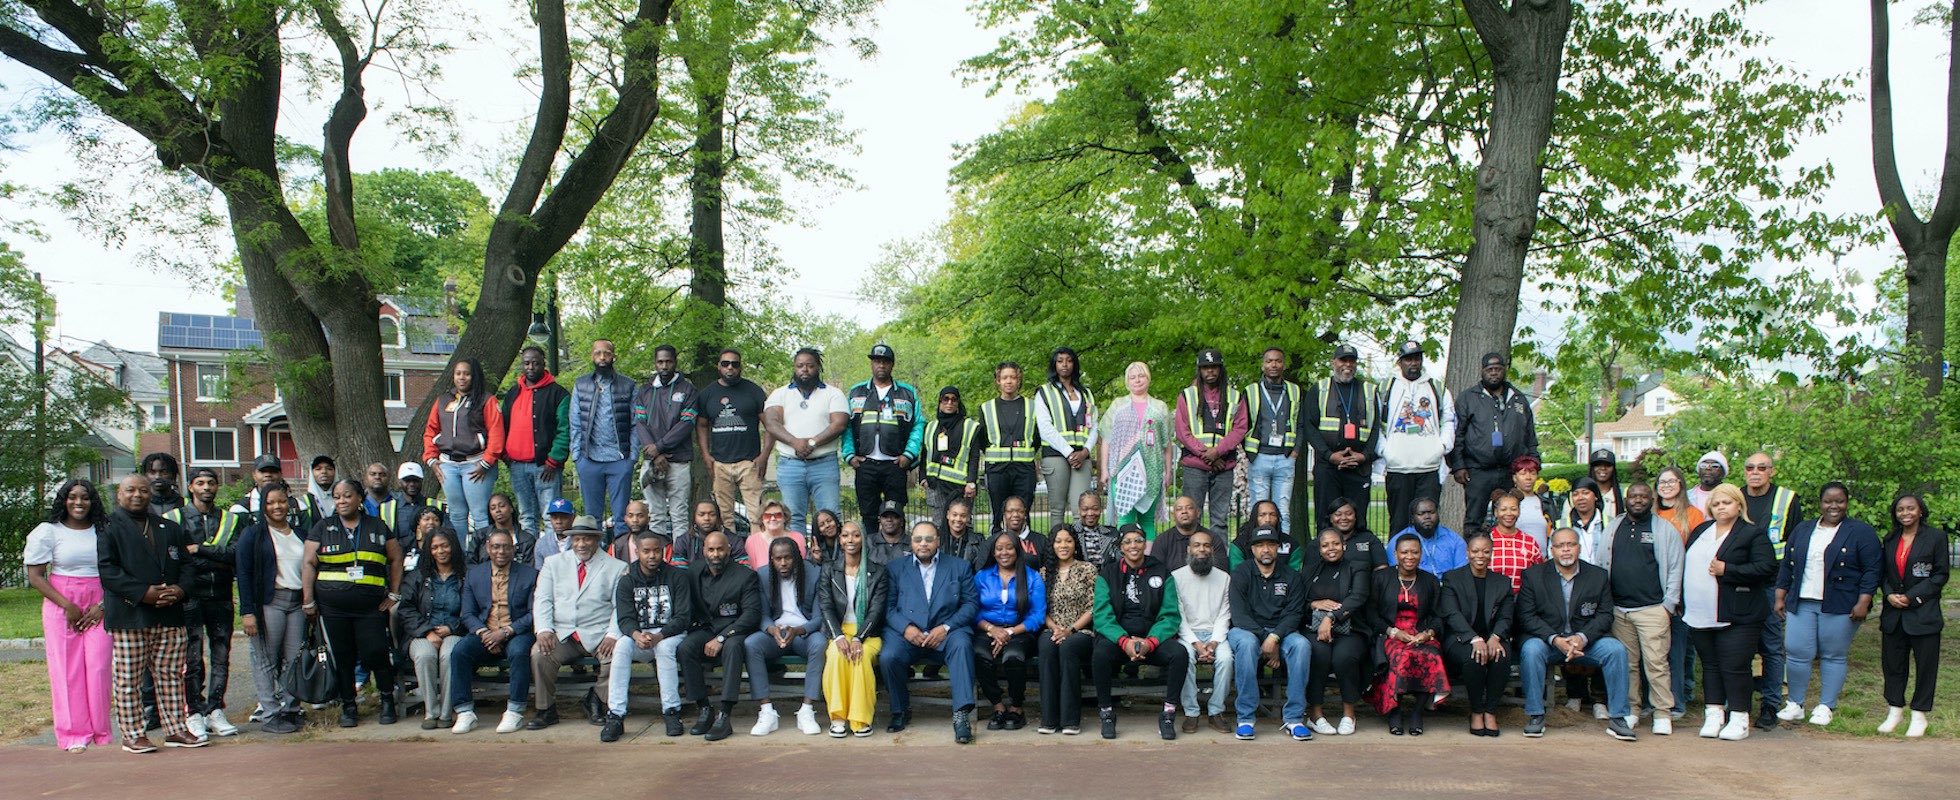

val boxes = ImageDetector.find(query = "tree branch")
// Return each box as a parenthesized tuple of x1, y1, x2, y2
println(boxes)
(489, 0, 575, 263)
(1460, 0, 1514, 66)
(1869, 0, 1920, 241)
(311, 0, 370, 253)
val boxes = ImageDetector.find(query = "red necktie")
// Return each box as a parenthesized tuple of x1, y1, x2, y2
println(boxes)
(577, 560, 587, 588)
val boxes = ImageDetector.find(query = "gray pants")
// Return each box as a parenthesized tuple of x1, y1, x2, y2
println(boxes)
(924, 481, 965, 536)
(609, 634, 685, 716)
(745, 629, 827, 701)
(247, 588, 307, 717)
(1180, 632, 1235, 717)
(1181, 465, 1235, 537)
(409, 634, 465, 721)
(641, 462, 693, 536)
(1040, 455, 1093, 527)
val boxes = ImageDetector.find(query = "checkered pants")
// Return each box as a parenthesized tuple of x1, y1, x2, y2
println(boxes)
(113, 626, 189, 741)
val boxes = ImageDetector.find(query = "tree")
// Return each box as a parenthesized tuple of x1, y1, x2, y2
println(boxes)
(1, 0, 679, 472)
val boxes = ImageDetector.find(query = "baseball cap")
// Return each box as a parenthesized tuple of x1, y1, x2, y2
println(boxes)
(878, 500, 904, 518)
(547, 498, 577, 517)
(1396, 340, 1424, 359)
(186, 467, 220, 483)
(396, 462, 425, 480)
(1333, 344, 1360, 361)
(569, 515, 605, 536)
(1116, 522, 1146, 539)
(310, 454, 335, 468)
(1481, 352, 1507, 368)
(252, 454, 281, 472)
(1196, 348, 1223, 367)
(869, 343, 896, 361)
(1248, 525, 1283, 544)
(1589, 448, 1616, 466)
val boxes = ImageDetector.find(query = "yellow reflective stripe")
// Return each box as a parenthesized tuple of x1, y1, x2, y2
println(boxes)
(981, 399, 1039, 462)
(1315, 378, 1375, 433)
(318, 550, 388, 566)
(1243, 381, 1299, 450)
(1040, 384, 1094, 449)
(924, 419, 979, 482)
(1182, 386, 1241, 447)
(317, 571, 387, 586)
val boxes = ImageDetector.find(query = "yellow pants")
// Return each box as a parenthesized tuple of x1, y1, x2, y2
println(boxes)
(823, 622, 883, 729)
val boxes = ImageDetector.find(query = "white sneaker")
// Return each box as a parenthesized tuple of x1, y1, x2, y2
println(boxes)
(1718, 711, 1751, 741)
(1565, 698, 1582, 712)
(1592, 703, 1610, 720)
(1624, 715, 1638, 729)
(1337, 716, 1356, 736)
(1699, 706, 1726, 738)
(1878, 706, 1906, 734)
(1309, 717, 1336, 736)
(185, 713, 208, 740)
(795, 704, 822, 735)
(1776, 701, 1803, 722)
(828, 719, 849, 738)
(1653, 716, 1672, 736)
(451, 711, 478, 734)
(751, 704, 780, 736)
(1907, 711, 1929, 738)
(206, 708, 239, 736)
(1808, 705, 1832, 726)
(496, 710, 524, 734)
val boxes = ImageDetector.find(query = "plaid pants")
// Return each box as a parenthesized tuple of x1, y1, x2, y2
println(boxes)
(113, 626, 189, 741)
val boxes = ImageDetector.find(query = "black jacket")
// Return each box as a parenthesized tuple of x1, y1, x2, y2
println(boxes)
(615, 561, 694, 639)
(1440, 566, 1516, 644)
(235, 522, 285, 621)
(1684, 520, 1778, 626)
(818, 558, 889, 641)
(1095, 556, 1177, 639)
(1879, 527, 1949, 637)
(692, 562, 763, 639)
(98, 508, 199, 630)
(468, 525, 539, 567)
(1229, 560, 1303, 640)
(1369, 569, 1444, 640)
(1448, 382, 1539, 471)
(172, 502, 243, 600)
(397, 566, 468, 647)
(1517, 560, 1615, 644)
(1298, 557, 1370, 632)
(633, 374, 698, 463)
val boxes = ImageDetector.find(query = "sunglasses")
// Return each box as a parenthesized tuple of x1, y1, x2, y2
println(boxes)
(763, 512, 786, 519)
(719, 360, 741, 367)
(1743, 464, 1770, 472)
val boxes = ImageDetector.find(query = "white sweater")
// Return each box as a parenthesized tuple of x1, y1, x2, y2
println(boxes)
(1378, 374, 1455, 473)
(1171, 565, 1231, 644)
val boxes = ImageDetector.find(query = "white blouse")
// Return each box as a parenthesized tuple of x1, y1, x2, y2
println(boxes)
(1683, 527, 1728, 630)
(22, 522, 98, 578)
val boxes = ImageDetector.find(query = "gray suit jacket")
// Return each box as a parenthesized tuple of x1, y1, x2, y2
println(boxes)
(532, 551, 628, 643)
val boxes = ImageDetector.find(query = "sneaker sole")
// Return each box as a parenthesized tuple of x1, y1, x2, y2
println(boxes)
(1523, 730, 1545, 738)
(121, 744, 158, 754)
(1607, 730, 1637, 742)
(164, 739, 210, 748)
(1235, 733, 1255, 740)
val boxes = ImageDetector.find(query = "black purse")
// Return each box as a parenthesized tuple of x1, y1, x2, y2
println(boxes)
(282, 618, 338, 705)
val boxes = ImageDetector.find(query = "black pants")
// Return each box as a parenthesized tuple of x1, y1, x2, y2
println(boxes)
(1090, 636, 1189, 708)
(321, 598, 394, 706)
(1691, 623, 1759, 710)
(1037, 631, 1094, 728)
(985, 462, 1038, 522)
(975, 631, 1035, 707)
(1461, 468, 1510, 535)
(1384, 471, 1441, 535)
(854, 459, 910, 535)
(1882, 629, 1941, 712)
(680, 629, 747, 706)
(1308, 632, 1368, 706)
(1444, 638, 1512, 714)
(1562, 665, 1602, 705)
(183, 598, 235, 714)
(1313, 463, 1372, 532)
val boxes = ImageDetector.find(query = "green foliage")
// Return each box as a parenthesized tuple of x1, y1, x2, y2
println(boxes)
(292, 168, 490, 307)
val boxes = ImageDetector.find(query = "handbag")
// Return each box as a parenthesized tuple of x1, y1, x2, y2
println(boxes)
(1309, 607, 1352, 636)
(282, 618, 339, 705)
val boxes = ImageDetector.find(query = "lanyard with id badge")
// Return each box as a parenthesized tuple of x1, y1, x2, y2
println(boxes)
(1261, 384, 1288, 449)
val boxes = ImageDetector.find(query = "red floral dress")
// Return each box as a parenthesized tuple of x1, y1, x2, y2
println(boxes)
(1369, 579, 1450, 714)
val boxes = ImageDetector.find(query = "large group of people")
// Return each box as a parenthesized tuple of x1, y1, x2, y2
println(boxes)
(19, 341, 1950, 754)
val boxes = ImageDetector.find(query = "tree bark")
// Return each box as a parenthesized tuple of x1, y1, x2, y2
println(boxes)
(1442, 0, 1571, 525)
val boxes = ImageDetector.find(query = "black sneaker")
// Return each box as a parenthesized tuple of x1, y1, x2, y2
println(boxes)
(688, 707, 715, 736)
(953, 709, 974, 744)
(1606, 718, 1637, 741)
(886, 711, 910, 733)
(663, 708, 684, 737)
(1523, 715, 1546, 738)
(1755, 707, 1779, 730)
(1100, 707, 1118, 740)
(705, 711, 733, 742)
(1159, 710, 1177, 741)
(600, 713, 625, 742)
(987, 709, 1005, 730)
(524, 707, 560, 730)
(1004, 710, 1026, 730)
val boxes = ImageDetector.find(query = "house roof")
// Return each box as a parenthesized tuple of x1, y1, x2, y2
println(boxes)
(1616, 372, 1666, 409)
(76, 342, 169, 400)
(0, 331, 134, 456)
(158, 295, 456, 358)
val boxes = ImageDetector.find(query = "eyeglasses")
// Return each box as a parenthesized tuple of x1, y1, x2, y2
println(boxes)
(719, 360, 741, 367)
(762, 512, 786, 520)
(1743, 464, 1771, 472)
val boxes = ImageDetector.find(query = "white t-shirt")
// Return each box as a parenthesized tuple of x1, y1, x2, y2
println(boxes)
(1800, 523, 1838, 602)
(775, 576, 810, 629)
(765, 383, 849, 458)
(270, 524, 305, 590)
(1683, 527, 1728, 629)
(1517, 495, 1550, 553)
(22, 522, 98, 577)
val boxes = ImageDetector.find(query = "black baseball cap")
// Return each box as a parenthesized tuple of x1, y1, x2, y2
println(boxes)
(252, 454, 281, 472)
(1333, 344, 1360, 361)
(310, 454, 335, 468)
(878, 500, 905, 518)
(1396, 341, 1424, 359)
(869, 343, 896, 361)
(1588, 448, 1616, 466)
(1196, 348, 1223, 367)
(1248, 525, 1283, 544)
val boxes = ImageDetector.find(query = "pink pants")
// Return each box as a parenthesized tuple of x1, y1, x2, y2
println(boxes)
(43, 574, 113, 748)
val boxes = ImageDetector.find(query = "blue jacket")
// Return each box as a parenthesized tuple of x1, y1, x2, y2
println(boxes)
(462, 562, 539, 637)
(1776, 517, 1881, 616)
(754, 561, 823, 629)
(1388, 526, 1469, 580)
(884, 553, 978, 638)
(973, 564, 1047, 631)
(570, 371, 637, 463)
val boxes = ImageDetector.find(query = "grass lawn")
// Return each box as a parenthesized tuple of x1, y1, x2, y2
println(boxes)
(0, 587, 43, 640)
(1809, 617, 1959, 739)
(0, 659, 51, 741)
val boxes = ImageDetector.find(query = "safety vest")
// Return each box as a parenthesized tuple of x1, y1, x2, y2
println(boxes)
(165, 505, 241, 550)
(370, 497, 398, 532)
(922, 417, 981, 484)
(1241, 380, 1301, 452)
(1036, 382, 1095, 453)
(1314, 377, 1377, 434)
(847, 380, 921, 459)
(315, 517, 391, 587)
(980, 397, 1041, 463)
(1761, 485, 1798, 559)
(1180, 385, 1242, 449)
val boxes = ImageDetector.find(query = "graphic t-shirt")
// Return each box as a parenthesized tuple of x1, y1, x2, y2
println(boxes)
(695, 379, 768, 463)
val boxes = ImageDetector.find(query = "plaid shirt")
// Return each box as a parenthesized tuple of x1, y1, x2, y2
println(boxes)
(1489, 528, 1545, 593)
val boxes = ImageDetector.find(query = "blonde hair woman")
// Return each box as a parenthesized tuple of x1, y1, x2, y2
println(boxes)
(1682, 483, 1777, 741)
(1097, 362, 1175, 537)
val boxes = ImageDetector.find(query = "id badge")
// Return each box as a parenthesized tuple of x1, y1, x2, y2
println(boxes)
(937, 432, 950, 451)
(403, 553, 420, 573)
(1267, 435, 1284, 448)
(347, 565, 365, 581)
(1342, 422, 1357, 440)
(1490, 429, 1503, 447)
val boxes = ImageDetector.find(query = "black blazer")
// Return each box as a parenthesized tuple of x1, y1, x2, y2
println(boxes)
(235, 521, 289, 621)
(1440, 566, 1516, 644)
(1517, 561, 1614, 644)
(1299, 557, 1370, 632)
(1684, 520, 1778, 626)
(1369, 569, 1444, 640)
(817, 558, 890, 642)
(1879, 527, 1950, 637)
(98, 509, 198, 630)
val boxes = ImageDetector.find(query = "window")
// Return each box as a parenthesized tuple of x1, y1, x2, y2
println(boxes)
(383, 371, 405, 405)
(150, 404, 170, 426)
(194, 363, 227, 401)
(1648, 392, 1669, 416)
(190, 428, 238, 465)
(379, 316, 404, 348)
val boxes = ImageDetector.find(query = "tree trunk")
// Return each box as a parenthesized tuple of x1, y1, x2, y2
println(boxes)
(1442, 0, 1572, 526)
(686, 87, 730, 376)
(1905, 245, 1949, 385)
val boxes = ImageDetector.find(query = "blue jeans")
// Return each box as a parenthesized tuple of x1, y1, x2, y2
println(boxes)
(576, 456, 634, 535)
(506, 461, 563, 535)
(1227, 629, 1309, 725)
(1784, 600, 1858, 708)
(776, 453, 841, 534)
(449, 632, 535, 715)
(1246, 454, 1295, 533)
(879, 629, 976, 713)
(439, 459, 498, 533)
(1521, 636, 1629, 718)
(1669, 614, 1697, 714)
(1757, 612, 1786, 712)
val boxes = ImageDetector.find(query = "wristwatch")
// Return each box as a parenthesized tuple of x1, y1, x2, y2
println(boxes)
(387, 592, 403, 602)
(714, 634, 726, 644)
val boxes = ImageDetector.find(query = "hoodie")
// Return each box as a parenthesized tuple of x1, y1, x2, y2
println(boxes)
(503, 371, 571, 467)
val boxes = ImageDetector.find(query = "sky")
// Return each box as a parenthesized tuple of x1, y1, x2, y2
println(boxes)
(0, 1, 1952, 362)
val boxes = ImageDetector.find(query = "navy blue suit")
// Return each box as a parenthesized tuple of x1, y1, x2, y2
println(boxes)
(878, 553, 979, 712)
(446, 562, 539, 715)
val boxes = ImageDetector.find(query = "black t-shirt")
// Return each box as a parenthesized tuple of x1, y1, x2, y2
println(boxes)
(1609, 515, 1663, 608)
(695, 378, 768, 462)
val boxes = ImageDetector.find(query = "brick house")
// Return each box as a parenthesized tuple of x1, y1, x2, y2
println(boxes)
(1572, 372, 1681, 462)
(141, 295, 455, 481)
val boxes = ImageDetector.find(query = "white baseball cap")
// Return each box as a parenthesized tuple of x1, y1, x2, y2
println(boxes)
(397, 462, 426, 480)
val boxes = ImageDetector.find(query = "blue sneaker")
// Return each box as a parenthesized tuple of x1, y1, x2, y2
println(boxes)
(1235, 722, 1255, 740)
(1287, 722, 1313, 741)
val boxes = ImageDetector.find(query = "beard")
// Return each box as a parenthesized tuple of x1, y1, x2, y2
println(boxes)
(1556, 556, 1578, 568)
(1415, 521, 1438, 538)
(594, 363, 616, 379)
(1189, 557, 1214, 576)
(794, 374, 819, 391)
